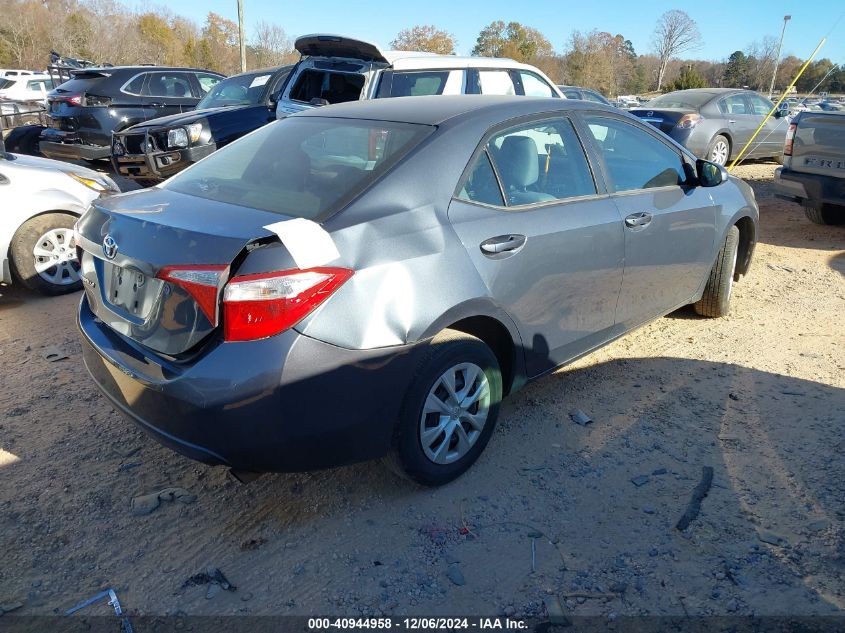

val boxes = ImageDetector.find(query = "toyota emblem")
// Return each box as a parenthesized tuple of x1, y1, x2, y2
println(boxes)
(102, 234, 118, 260)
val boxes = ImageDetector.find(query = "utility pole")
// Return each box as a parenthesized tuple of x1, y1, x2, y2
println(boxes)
(768, 15, 791, 99)
(237, 0, 246, 73)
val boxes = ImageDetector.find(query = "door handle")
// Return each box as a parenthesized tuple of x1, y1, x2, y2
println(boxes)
(624, 212, 653, 228)
(480, 234, 526, 255)
(728, 119, 737, 124)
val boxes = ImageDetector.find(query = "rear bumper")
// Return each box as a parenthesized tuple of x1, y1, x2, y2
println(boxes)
(78, 296, 418, 472)
(39, 138, 110, 160)
(774, 167, 845, 210)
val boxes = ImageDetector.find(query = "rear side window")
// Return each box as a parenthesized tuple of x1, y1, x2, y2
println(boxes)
(458, 152, 504, 206)
(143, 72, 192, 98)
(584, 116, 685, 192)
(289, 69, 364, 104)
(718, 95, 748, 115)
(196, 73, 223, 96)
(122, 73, 147, 95)
(518, 72, 556, 98)
(582, 90, 609, 104)
(377, 71, 462, 97)
(563, 89, 581, 100)
(478, 70, 516, 95)
(164, 118, 432, 220)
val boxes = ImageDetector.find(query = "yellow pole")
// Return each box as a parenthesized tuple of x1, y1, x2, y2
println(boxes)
(728, 37, 826, 171)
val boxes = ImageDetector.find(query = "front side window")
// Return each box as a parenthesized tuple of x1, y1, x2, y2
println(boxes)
(143, 72, 192, 98)
(584, 116, 685, 192)
(289, 69, 365, 105)
(519, 71, 555, 98)
(164, 118, 432, 220)
(749, 94, 775, 116)
(478, 70, 516, 96)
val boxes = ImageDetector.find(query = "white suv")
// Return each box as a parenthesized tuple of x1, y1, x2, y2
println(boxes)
(0, 74, 55, 104)
(276, 34, 562, 118)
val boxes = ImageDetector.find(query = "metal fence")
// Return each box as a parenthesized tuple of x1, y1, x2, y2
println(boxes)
(0, 100, 48, 131)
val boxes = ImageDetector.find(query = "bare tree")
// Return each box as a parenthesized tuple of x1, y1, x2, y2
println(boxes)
(251, 21, 295, 68)
(651, 10, 701, 90)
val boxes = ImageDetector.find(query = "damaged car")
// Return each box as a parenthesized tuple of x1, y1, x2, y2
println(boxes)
(111, 65, 292, 186)
(77, 96, 757, 486)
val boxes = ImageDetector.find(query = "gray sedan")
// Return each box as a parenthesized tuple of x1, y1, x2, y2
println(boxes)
(76, 95, 758, 486)
(631, 88, 789, 165)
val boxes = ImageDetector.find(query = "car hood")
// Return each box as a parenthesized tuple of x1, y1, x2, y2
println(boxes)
(6, 152, 104, 178)
(122, 105, 258, 132)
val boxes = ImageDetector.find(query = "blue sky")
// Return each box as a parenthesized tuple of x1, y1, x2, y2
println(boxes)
(168, 0, 844, 63)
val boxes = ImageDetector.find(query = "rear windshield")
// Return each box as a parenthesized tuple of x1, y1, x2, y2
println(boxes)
(645, 92, 715, 109)
(197, 72, 272, 108)
(51, 77, 103, 94)
(163, 117, 432, 221)
(0, 78, 13, 89)
(289, 69, 364, 105)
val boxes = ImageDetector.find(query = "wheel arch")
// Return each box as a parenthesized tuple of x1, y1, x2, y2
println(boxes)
(733, 213, 756, 278)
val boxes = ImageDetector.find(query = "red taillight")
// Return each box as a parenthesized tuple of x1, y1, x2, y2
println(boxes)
(784, 122, 797, 156)
(222, 267, 353, 342)
(157, 265, 228, 325)
(53, 94, 82, 106)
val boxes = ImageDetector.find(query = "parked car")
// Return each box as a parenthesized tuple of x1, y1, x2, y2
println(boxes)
(0, 69, 38, 78)
(630, 88, 788, 165)
(76, 95, 758, 485)
(38, 66, 225, 162)
(275, 34, 562, 118)
(0, 151, 119, 295)
(111, 65, 292, 186)
(0, 74, 55, 104)
(557, 85, 613, 106)
(774, 111, 845, 225)
(817, 100, 844, 112)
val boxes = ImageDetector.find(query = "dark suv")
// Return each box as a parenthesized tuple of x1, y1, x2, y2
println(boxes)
(39, 66, 225, 162)
(111, 65, 292, 186)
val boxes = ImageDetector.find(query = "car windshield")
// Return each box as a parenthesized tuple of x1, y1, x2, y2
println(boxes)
(196, 72, 273, 108)
(645, 92, 714, 109)
(163, 117, 433, 221)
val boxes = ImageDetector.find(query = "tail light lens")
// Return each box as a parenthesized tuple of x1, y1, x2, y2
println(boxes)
(784, 123, 797, 156)
(675, 113, 702, 129)
(157, 265, 228, 325)
(222, 267, 353, 342)
(54, 94, 83, 106)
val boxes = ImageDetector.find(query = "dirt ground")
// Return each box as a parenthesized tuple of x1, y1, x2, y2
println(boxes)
(0, 162, 843, 621)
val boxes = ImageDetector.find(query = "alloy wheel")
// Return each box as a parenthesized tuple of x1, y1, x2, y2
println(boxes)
(710, 140, 729, 165)
(419, 362, 490, 465)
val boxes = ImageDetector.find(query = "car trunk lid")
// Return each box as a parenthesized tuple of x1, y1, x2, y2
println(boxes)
(629, 108, 693, 135)
(294, 34, 387, 63)
(76, 188, 294, 356)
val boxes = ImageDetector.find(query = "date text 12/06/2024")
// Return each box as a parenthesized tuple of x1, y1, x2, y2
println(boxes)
(308, 618, 529, 630)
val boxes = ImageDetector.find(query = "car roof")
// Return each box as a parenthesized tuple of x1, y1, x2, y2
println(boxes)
(294, 94, 615, 126)
(383, 51, 549, 72)
(71, 66, 223, 75)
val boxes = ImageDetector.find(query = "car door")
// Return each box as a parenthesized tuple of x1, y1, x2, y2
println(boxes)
(448, 115, 624, 376)
(718, 94, 756, 157)
(142, 71, 196, 118)
(578, 113, 716, 329)
(747, 93, 787, 157)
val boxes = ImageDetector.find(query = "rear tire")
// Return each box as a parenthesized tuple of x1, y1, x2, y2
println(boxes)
(805, 204, 845, 225)
(10, 213, 82, 295)
(385, 329, 502, 486)
(706, 135, 731, 166)
(693, 225, 740, 318)
(4, 124, 44, 155)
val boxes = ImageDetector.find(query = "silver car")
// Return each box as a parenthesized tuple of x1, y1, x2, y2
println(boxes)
(1, 151, 118, 294)
(631, 88, 789, 165)
(77, 96, 758, 486)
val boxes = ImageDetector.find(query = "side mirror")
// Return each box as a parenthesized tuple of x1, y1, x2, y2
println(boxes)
(309, 97, 329, 107)
(696, 159, 727, 187)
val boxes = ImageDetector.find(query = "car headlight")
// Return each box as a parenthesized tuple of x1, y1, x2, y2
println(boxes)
(67, 172, 120, 193)
(168, 123, 203, 149)
(167, 128, 189, 148)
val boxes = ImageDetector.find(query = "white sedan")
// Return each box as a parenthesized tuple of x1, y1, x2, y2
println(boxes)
(1, 152, 119, 295)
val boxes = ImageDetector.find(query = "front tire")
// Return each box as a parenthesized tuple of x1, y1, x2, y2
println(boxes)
(10, 213, 82, 295)
(706, 134, 731, 166)
(805, 204, 845, 226)
(387, 329, 503, 486)
(4, 124, 44, 155)
(693, 225, 739, 318)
